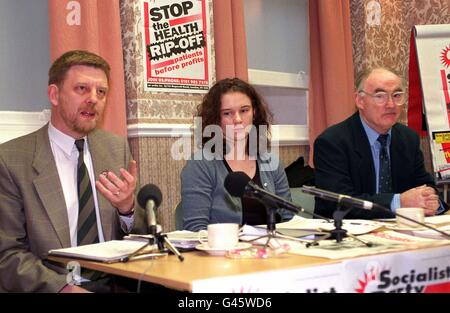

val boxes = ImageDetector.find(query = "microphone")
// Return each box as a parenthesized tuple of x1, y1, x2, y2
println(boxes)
(301, 186, 450, 239)
(224, 171, 296, 212)
(300, 185, 387, 211)
(224, 171, 330, 221)
(224, 171, 254, 197)
(137, 184, 162, 236)
(125, 184, 184, 262)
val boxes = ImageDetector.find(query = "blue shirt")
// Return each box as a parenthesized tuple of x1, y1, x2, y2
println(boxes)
(360, 116, 444, 214)
(359, 117, 401, 212)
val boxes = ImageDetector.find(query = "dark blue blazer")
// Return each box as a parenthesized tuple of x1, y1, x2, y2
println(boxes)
(313, 112, 443, 219)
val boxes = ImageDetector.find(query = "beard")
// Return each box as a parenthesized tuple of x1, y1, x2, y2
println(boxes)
(59, 103, 102, 136)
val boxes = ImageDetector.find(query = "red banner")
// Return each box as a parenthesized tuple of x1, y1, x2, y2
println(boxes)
(142, 0, 212, 93)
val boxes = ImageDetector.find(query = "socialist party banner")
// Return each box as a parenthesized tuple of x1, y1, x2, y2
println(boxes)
(343, 245, 450, 293)
(141, 0, 212, 93)
(190, 243, 450, 293)
(410, 25, 450, 179)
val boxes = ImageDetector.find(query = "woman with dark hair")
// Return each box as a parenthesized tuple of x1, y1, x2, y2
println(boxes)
(180, 78, 293, 231)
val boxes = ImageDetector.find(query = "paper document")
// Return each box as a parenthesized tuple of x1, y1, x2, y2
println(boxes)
(239, 224, 323, 247)
(398, 224, 450, 240)
(322, 220, 383, 235)
(424, 215, 450, 225)
(256, 215, 384, 235)
(124, 231, 207, 250)
(48, 240, 157, 263)
(285, 231, 447, 259)
(275, 215, 328, 230)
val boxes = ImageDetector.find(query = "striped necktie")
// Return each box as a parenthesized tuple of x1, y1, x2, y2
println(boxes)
(75, 139, 99, 246)
(377, 134, 393, 193)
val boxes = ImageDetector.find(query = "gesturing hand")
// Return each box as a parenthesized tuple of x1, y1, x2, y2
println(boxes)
(95, 160, 138, 214)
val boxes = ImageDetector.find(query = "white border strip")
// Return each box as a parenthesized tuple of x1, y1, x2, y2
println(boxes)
(0, 111, 309, 146)
(248, 69, 309, 89)
(127, 123, 308, 145)
(0, 110, 50, 144)
(127, 123, 193, 138)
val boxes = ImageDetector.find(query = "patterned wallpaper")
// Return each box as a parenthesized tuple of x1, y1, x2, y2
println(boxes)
(120, 0, 450, 230)
(129, 137, 187, 231)
(350, 0, 450, 173)
(120, 0, 213, 231)
(120, 0, 309, 231)
(130, 137, 309, 231)
(351, 0, 450, 125)
(120, 0, 213, 124)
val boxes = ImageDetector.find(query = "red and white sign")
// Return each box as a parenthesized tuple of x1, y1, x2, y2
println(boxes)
(408, 25, 450, 178)
(190, 244, 450, 293)
(141, 0, 212, 93)
(344, 246, 450, 293)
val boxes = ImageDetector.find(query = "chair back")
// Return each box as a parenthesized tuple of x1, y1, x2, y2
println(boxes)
(174, 202, 183, 230)
(290, 187, 315, 218)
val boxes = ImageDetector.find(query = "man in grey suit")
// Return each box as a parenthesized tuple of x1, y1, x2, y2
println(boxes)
(0, 50, 145, 292)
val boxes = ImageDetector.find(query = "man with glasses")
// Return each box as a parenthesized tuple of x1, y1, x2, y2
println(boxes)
(313, 67, 447, 219)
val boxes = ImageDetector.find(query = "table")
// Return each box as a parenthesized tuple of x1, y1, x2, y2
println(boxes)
(50, 241, 450, 293)
(50, 250, 338, 292)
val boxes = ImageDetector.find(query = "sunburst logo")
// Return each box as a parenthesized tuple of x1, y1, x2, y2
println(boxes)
(440, 45, 450, 68)
(355, 267, 380, 293)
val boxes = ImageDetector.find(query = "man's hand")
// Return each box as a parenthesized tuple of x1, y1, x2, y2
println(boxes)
(400, 185, 439, 216)
(95, 160, 137, 214)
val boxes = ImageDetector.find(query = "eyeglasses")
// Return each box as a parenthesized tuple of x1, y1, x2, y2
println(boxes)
(359, 90, 406, 106)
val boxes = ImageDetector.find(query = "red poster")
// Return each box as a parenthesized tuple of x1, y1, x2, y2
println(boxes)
(142, 0, 212, 93)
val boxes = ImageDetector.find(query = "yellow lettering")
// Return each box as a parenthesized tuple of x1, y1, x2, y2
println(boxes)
(434, 132, 450, 144)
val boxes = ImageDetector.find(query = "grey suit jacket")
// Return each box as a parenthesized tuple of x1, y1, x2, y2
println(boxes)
(0, 124, 146, 292)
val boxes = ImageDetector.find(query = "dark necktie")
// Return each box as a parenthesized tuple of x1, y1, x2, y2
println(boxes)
(377, 134, 392, 193)
(75, 139, 99, 246)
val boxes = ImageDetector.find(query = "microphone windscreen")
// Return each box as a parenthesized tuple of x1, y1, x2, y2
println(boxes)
(224, 171, 251, 197)
(137, 184, 162, 209)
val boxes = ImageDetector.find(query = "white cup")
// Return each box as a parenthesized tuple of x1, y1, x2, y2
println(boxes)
(200, 223, 239, 249)
(396, 207, 425, 228)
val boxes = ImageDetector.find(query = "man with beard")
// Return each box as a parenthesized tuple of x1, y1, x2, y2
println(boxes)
(0, 50, 145, 292)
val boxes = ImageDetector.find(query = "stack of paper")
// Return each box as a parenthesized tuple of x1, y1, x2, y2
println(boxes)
(409, 224, 450, 239)
(257, 215, 384, 235)
(424, 214, 450, 225)
(167, 230, 207, 249)
(376, 214, 450, 239)
(124, 230, 207, 250)
(48, 240, 157, 263)
(289, 230, 448, 259)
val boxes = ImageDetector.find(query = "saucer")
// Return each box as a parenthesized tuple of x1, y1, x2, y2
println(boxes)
(195, 242, 252, 256)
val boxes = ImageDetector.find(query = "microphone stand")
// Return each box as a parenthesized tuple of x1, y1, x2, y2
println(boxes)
(245, 197, 325, 248)
(122, 227, 184, 262)
(156, 232, 185, 261)
(302, 186, 450, 240)
(305, 199, 373, 248)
